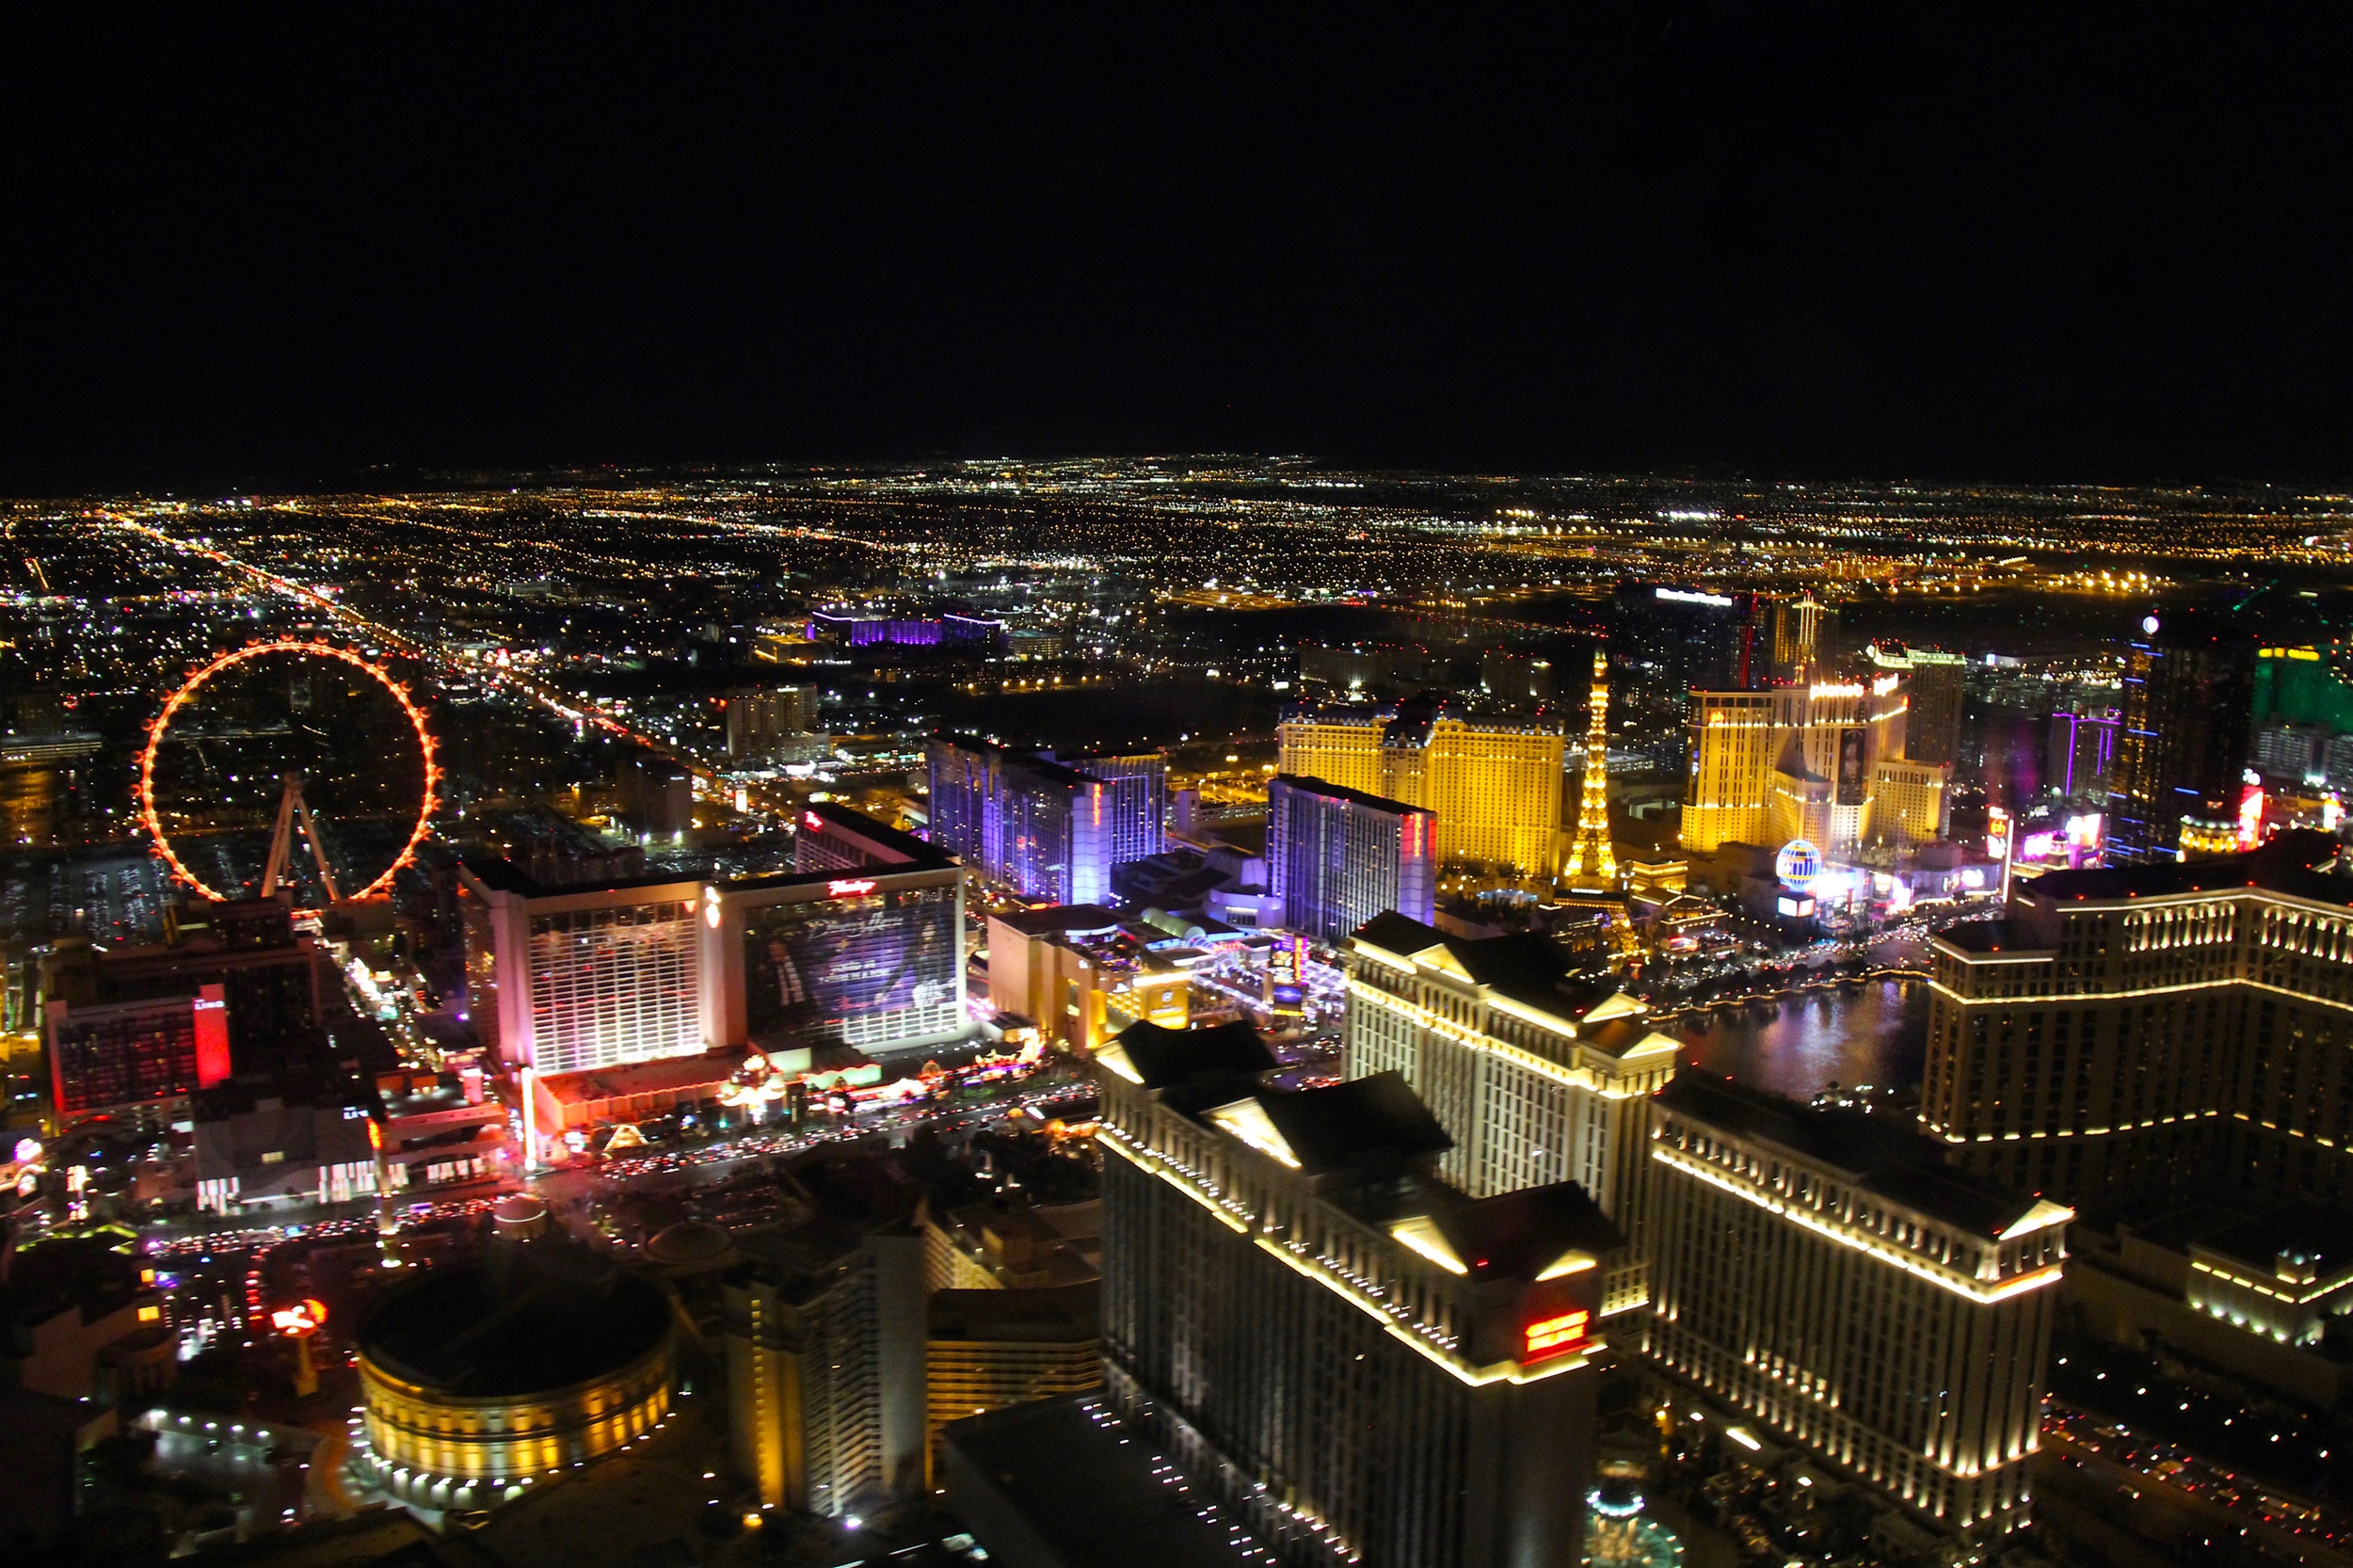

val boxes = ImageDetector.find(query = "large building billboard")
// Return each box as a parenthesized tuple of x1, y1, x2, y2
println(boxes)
(742, 882, 960, 1055)
(1267, 933, 1305, 1016)
(1836, 726, 1869, 806)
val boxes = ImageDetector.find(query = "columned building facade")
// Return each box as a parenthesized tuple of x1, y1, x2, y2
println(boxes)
(1095, 1031, 1614, 1568)
(1341, 913, 1676, 1244)
(1923, 829, 2353, 1210)
(1642, 1076, 2068, 1541)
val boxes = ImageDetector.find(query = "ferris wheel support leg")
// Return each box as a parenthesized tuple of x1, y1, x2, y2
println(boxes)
(262, 773, 303, 900)
(294, 786, 344, 904)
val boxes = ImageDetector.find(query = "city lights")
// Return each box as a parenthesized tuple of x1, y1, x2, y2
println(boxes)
(6, 464, 2349, 1567)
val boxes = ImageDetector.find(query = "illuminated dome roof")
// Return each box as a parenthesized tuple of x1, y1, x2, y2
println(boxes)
(491, 1193, 547, 1224)
(645, 1221, 733, 1268)
(358, 1242, 667, 1398)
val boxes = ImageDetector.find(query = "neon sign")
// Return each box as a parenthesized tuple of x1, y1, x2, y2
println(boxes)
(1524, 1308, 1593, 1362)
(827, 878, 877, 898)
(270, 1298, 328, 1337)
(193, 982, 232, 1088)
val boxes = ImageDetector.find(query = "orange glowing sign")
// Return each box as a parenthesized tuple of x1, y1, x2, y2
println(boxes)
(1523, 1308, 1592, 1363)
(271, 1298, 328, 1337)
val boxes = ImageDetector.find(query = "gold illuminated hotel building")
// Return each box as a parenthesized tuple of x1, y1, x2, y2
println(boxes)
(1341, 912, 1677, 1250)
(923, 1283, 1100, 1487)
(1680, 680, 1938, 856)
(1094, 1020, 1617, 1568)
(1642, 1075, 2068, 1541)
(721, 1224, 927, 1515)
(1924, 829, 2353, 1210)
(1277, 698, 1562, 876)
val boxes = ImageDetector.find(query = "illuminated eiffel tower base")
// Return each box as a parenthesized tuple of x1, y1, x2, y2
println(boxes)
(1561, 648, 1617, 889)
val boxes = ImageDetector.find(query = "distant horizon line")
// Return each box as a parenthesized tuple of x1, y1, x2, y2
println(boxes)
(4, 456, 2347, 504)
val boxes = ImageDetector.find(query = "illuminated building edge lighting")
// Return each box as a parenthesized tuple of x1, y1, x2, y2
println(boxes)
(357, 1333, 675, 1504)
(1648, 1145, 2066, 1306)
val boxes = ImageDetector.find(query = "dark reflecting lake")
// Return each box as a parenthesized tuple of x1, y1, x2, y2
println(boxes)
(1669, 976, 1929, 1100)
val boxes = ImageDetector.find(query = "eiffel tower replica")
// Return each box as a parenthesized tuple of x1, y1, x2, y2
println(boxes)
(1561, 648, 1617, 890)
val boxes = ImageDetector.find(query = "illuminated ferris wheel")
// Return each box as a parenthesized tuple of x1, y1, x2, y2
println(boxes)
(137, 639, 440, 906)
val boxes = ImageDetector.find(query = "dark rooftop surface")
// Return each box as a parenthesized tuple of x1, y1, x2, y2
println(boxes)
(2122, 1205, 2251, 1251)
(941, 1395, 1253, 1568)
(1201, 818, 1267, 857)
(0, 1389, 114, 1551)
(1112, 1017, 1276, 1091)
(993, 904, 1124, 937)
(357, 1241, 670, 1396)
(460, 858, 702, 899)
(2193, 1203, 2353, 1276)
(928, 1281, 1100, 1341)
(719, 1146, 927, 1301)
(0, 1236, 148, 1331)
(1351, 909, 1442, 955)
(1657, 1073, 2045, 1238)
(1254, 1070, 1452, 1176)
(1449, 930, 1577, 990)
(932, 731, 1010, 756)
(2025, 829, 2348, 906)
(1272, 772, 1432, 818)
(1351, 911, 1624, 1025)
(1582, 1016, 1673, 1060)
(535, 1048, 746, 1099)
(1937, 920, 2054, 955)
(468, 849, 953, 903)
(797, 799, 944, 866)
(1279, 697, 1565, 738)
(1429, 1179, 1624, 1284)
(1004, 752, 1093, 788)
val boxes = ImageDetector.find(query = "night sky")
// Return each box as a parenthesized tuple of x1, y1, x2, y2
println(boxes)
(5, 9, 2350, 492)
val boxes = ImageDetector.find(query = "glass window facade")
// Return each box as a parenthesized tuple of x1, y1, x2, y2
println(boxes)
(527, 900, 700, 1075)
(926, 736, 1148, 903)
(51, 1002, 198, 1115)
(1267, 776, 1434, 944)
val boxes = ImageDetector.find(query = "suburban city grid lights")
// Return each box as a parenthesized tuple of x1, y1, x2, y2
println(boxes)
(29, 468, 2353, 1562)
(136, 638, 440, 904)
